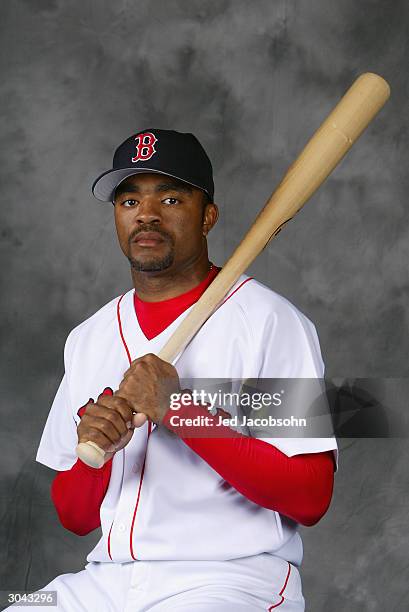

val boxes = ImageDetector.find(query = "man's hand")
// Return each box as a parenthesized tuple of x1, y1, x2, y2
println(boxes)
(77, 354, 181, 462)
(77, 391, 135, 465)
(118, 353, 181, 427)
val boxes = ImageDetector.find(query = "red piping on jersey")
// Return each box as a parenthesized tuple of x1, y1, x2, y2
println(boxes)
(220, 276, 254, 306)
(114, 291, 153, 561)
(116, 293, 132, 365)
(107, 521, 114, 560)
(107, 293, 132, 559)
(130, 420, 152, 560)
(268, 562, 291, 610)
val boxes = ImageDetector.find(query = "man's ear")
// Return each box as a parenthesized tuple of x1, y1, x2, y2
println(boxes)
(202, 203, 219, 236)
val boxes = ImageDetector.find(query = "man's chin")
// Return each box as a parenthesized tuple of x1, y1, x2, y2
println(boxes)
(128, 254, 174, 272)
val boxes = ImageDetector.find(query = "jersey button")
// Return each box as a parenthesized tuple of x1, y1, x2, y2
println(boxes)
(132, 462, 141, 473)
(118, 523, 126, 532)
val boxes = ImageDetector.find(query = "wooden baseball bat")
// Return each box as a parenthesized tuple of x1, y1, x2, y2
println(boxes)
(76, 72, 390, 468)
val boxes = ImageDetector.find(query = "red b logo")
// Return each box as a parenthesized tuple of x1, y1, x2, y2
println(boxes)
(131, 132, 158, 162)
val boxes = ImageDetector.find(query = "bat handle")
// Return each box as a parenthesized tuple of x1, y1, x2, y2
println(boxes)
(76, 441, 106, 469)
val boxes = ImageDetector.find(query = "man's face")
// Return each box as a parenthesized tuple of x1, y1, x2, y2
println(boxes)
(113, 173, 218, 273)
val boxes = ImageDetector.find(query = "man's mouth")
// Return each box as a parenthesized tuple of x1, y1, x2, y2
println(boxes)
(132, 232, 166, 247)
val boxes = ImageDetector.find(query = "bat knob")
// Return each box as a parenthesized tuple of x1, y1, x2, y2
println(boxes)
(76, 441, 106, 469)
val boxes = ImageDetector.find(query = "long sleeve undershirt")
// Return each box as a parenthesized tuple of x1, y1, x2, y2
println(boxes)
(51, 457, 113, 536)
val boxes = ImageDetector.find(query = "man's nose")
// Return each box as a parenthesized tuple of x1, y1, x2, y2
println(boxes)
(134, 196, 162, 224)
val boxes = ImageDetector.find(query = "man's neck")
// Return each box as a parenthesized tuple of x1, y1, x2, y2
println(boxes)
(131, 258, 214, 302)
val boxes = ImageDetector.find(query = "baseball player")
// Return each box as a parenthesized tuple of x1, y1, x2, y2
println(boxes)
(7, 129, 338, 611)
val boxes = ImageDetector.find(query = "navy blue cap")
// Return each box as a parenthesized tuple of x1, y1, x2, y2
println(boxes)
(92, 129, 214, 202)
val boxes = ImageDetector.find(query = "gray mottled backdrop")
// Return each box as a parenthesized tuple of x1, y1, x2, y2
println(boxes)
(1, 1, 408, 610)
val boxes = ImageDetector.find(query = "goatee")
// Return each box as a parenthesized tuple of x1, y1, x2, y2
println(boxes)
(128, 250, 175, 272)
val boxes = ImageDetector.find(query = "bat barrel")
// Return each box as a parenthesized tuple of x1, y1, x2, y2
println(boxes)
(275, 72, 390, 216)
(159, 73, 390, 364)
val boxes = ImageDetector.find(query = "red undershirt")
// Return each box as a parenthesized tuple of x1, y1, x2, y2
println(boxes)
(51, 264, 335, 536)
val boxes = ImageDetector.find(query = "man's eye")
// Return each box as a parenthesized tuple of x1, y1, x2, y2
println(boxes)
(163, 197, 179, 205)
(122, 199, 137, 207)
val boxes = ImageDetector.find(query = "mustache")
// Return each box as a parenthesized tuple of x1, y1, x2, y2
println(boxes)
(129, 226, 173, 243)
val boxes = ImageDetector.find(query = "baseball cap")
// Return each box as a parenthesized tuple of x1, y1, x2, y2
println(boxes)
(92, 128, 214, 202)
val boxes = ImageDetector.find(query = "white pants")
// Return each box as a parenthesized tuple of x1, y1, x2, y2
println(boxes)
(5, 554, 305, 611)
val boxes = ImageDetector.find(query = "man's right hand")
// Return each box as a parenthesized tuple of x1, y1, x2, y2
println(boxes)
(77, 392, 135, 465)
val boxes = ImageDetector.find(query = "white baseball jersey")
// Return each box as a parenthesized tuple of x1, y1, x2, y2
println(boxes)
(36, 274, 338, 567)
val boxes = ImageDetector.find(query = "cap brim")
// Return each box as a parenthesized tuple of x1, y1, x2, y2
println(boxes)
(92, 168, 209, 202)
